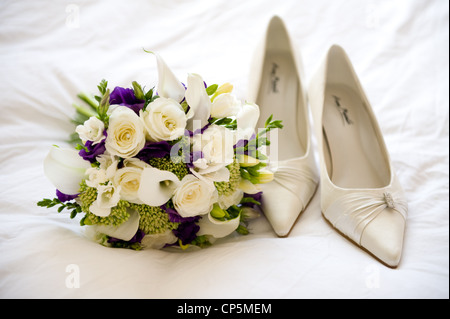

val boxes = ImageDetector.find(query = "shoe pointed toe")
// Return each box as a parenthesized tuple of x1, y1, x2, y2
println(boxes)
(360, 208, 406, 267)
(260, 183, 304, 237)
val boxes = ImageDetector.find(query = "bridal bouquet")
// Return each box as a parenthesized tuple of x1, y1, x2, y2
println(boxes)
(37, 53, 282, 250)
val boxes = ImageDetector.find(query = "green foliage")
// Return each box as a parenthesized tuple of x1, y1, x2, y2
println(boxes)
(37, 198, 82, 219)
(190, 235, 212, 248)
(206, 84, 218, 96)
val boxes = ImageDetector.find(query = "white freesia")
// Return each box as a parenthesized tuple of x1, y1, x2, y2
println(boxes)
(97, 153, 119, 179)
(192, 124, 235, 175)
(105, 106, 146, 159)
(138, 166, 180, 206)
(85, 167, 107, 188)
(43, 146, 91, 195)
(153, 52, 186, 102)
(141, 230, 178, 249)
(75, 116, 105, 145)
(236, 102, 260, 140)
(173, 174, 218, 218)
(89, 182, 121, 217)
(185, 73, 211, 131)
(140, 97, 187, 142)
(197, 211, 241, 238)
(210, 93, 241, 118)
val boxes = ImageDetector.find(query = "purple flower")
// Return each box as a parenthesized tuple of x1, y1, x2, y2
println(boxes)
(56, 189, 78, 202)
(160, 203, 200, 245)
(186, 151, 204, 169)
(242, 192, 263, 208)
(136, 141, 173, 162)
(161, 203, 200, 223)
(186, 122, 211, 138)
(234, 134, 256, 156)
(108, 229, 145, 244)
(78, 131, 107, 163)
(109, 86, 145, 115)
(173, 221, 200, 246)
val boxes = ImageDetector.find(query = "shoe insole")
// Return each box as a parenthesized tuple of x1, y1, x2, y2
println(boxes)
(322, 84, 390, 189)
(256, 51, 306, 161)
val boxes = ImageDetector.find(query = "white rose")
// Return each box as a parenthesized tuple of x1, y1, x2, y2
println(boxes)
(173, 174, 218, 217)
(113, 167, 142, 203)
(210, 93, 241, 118)
(112, 159, 149, 204)
(140, 97, 187, 142)
(192, 124, 235, 174)
(89, 182, 121, 217)
(105, 106, 146, 158)
(76, 117, 105, 145)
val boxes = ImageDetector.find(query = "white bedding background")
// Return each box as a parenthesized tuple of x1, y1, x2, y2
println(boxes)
(0, 0, 448, 299)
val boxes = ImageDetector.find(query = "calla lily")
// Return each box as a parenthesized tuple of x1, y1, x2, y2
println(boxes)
(238, 178, 261, 194)
(137, 166, 180, 206)
(197, 211, 241, 238)
(153, 52, 185, 103)
(236, 102, 260, 140)
(141, 230, 178, 249)
(185, 73, 212, 131)
(94, 209, 140, 241)
(43, 145, 91, 195)
(190, 166, 230, 186)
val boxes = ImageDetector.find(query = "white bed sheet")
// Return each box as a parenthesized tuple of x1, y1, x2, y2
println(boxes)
(0, 0, 448, 299)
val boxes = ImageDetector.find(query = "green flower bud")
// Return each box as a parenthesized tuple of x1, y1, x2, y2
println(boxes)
(210, 203, 226, 219)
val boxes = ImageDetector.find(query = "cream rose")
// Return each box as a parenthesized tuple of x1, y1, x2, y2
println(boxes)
(173, 174, 218, 217)
(105, 106, 146, 158)
(140, 97, 187, 142)
(76, 116, 105, 145)
(113, 167, 142, 203)
(112, 158, 149, 203)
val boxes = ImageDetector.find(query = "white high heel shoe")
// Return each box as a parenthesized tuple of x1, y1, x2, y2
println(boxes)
(309, 45, 408, 267)
(248, 16, 319, 237)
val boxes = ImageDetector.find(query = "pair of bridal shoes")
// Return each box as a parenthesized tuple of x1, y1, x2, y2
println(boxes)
(249, 16, 407, 268)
